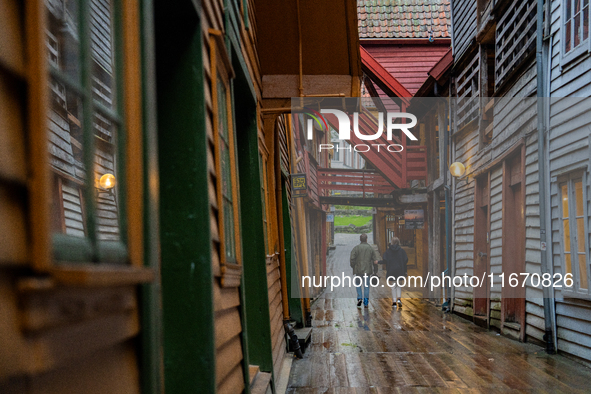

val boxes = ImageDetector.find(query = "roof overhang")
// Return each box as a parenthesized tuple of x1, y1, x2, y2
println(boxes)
(410, 48, 453, 114)
(257, 0, 362, 98)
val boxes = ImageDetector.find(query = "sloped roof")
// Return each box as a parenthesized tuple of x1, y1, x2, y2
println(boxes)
(358, 0, 451, 39)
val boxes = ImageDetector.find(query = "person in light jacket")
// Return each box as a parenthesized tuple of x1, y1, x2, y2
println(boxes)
(380, 237, 408, 308)
(350, 233, 381, 308)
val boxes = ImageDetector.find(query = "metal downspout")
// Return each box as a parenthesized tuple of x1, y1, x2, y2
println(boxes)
(537, 0, 555, 354)
(545, 31, 559, 353)
(444, 99, 452, 308)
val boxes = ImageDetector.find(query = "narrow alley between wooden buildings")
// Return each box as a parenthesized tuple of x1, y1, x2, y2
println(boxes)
(286, 234, 591, 393)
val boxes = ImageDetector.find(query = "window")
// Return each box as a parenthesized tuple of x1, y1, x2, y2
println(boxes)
(46, 0, 128, 264)
(343, 142, 349, 166)
(32, 0, 152, 283)
(563, 0, 589, 62)
(259, 149, 270, 254)
(210, 30, 242, 287)
(559, 173, 590, 296)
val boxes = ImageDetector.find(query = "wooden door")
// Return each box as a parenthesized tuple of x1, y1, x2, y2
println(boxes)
(502, 150, 526, 336)
(473, 173, 491, 321)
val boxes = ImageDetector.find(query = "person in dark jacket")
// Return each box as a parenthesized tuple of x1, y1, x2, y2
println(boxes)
(379, 237, 408, 308)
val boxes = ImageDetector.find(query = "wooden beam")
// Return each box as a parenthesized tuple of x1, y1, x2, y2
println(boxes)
(262, 75, 353, 98)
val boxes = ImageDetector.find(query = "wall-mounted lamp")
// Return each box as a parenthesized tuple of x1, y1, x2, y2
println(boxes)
(99, 173, 116, 189)
(449, 162, 465, 177)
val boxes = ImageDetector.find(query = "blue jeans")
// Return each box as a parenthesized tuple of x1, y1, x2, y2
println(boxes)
(355, 275, 370, 305)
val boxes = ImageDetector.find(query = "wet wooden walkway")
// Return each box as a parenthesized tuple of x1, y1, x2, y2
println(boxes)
(286, 233, 591, 393)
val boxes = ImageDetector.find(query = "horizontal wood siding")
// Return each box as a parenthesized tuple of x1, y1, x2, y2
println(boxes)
(202, 0, 244, 392)
(91, 0, 114, 74)
(489, 165, 502, 328)
(451, 0, 477, 61)
(548, 0, 591, 363)
(267, 254, 286, 379)
(362, 44, 450, 94)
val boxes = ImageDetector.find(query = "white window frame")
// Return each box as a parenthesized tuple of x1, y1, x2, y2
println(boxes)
(558, 171, 590, 299)
(561, 0, 591, 66)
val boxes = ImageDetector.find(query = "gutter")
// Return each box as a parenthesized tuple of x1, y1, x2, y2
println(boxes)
(536, 0, 555, 354)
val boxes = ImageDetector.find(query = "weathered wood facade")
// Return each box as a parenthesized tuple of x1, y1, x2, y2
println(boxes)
(1, 0, 363, 393)
(1, 1, 156, 393)
(448, 0, 542, 343)
(545, 0, 591, 364)
(444, 0, 591, 365)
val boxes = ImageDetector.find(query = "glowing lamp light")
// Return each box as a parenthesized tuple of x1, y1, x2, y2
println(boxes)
(449, 162, 466, 177)
(99, 173, 116, 189)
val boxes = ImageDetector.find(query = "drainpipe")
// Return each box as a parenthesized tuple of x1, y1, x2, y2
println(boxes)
(276, 123, 304, 359)
(537, 0, 555, 354)
(545, 33, 558, 354)
(443, 99, 451, 309)
(296, 0, 303, 98)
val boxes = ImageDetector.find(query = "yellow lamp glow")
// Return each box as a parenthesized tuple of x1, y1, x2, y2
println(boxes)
(449, 162, 466, 177)
(99, 173, 116, 189)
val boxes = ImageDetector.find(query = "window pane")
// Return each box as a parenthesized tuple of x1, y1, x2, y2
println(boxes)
(46, 0, 81, 82)
(584, 5, 589, 40)
(566, 20, 572, 52)
(561, 184, 569, 218)
(224, 200, 236, 262)
(563, 218, 571, 252)
(577, 217, 585, 252)
(579, 253, 588, 289)
(91, 0, 116, 108)
(576, 0, 581, 13)
(259, 152, 269, 253)
(217, 79, 229, 141)
(94, 119, 120, 241)
(575, 13, 582, 46)
(48, 81, 88, 237)
(565, 253, 572, 275)
(575, 180, 584, 216)
(567, 0, 572, 20)
(221, 142, 233, 200)
(61, 181, 87, 237)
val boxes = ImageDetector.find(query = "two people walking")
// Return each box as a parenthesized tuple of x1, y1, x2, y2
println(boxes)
(350, 234, 408, 309)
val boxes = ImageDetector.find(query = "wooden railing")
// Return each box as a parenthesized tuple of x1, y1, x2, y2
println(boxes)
(317, 168, 396, 196)
(495, 0, 536, 90)
(454, 52, 480, 132)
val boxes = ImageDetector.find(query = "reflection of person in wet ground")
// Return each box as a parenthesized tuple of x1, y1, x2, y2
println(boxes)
(379, 236, 408, 308)
(349, 233, 380, 308)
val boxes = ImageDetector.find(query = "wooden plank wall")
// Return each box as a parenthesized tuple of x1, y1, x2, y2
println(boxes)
(451, 0, 477, 61)
(488, 165, 503, 328)
(362, 44, 450, 95)
(0, 0, 29, 270)
(451, 125, 478, 315)
(203, 0, 290, 390)
(452, 57, 538, 324)
(547, 0, 591, 362)
(540, 0, 591, 363)
(202, 1, 245, 392)
(267, 253, 286, 380)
